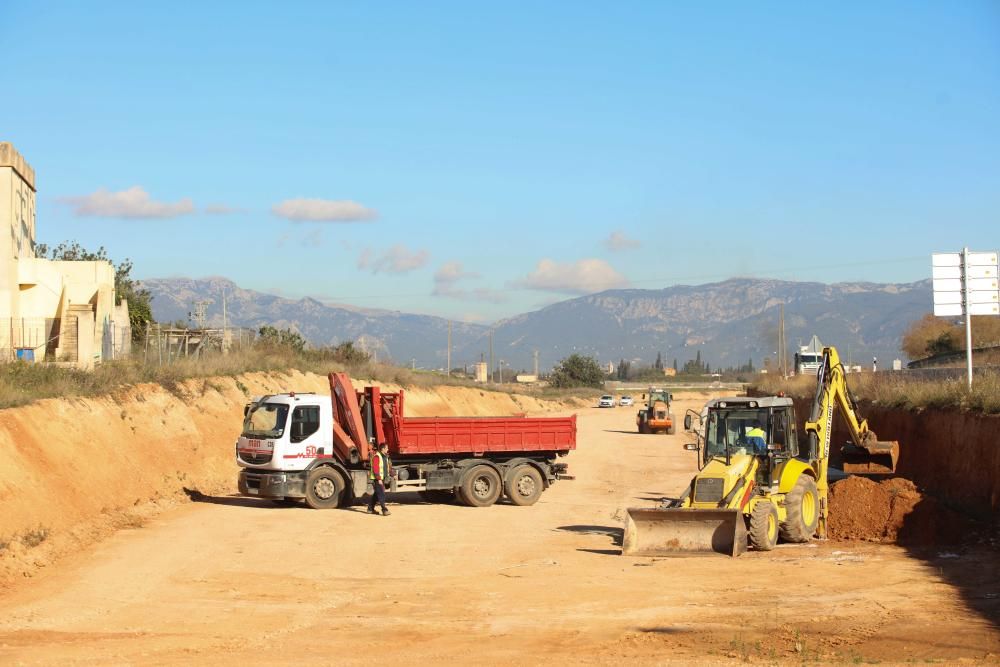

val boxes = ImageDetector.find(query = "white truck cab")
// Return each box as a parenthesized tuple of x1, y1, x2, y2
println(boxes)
(236, 393, 367, 506)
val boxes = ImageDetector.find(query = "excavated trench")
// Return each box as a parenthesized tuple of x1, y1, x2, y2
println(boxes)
(784, 396, 999, 546)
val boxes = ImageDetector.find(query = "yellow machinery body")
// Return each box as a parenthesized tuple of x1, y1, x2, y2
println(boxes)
(622, 346, 898, 557)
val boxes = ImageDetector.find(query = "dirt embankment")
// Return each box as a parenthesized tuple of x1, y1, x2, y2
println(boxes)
(784, 397, 1000, 522)
(0, 372, 578, 581)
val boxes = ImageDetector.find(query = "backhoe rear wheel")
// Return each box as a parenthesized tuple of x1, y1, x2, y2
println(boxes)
(780, 475, 819, 543)
(748, 501, 779, 551)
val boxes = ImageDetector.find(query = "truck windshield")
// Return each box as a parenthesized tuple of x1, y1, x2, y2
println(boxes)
(704, 408, 770, 458)
(242, 402, 289, 439)
(648, 391, 669, 403)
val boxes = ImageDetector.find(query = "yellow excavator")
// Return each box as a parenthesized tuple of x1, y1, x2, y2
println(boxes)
(622, 346, 899, 557)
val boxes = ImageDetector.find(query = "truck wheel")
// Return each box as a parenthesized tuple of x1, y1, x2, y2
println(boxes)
(505, 465, 543, 506)
(748, 501, 779, 551)
(780, 475, 819, 543)
(304, 467, 345, 509)
(460, 465, 502, 507)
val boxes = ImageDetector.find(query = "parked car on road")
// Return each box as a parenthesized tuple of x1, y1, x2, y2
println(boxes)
(619, 395, 634, 407)
(598, 395, 615, 408)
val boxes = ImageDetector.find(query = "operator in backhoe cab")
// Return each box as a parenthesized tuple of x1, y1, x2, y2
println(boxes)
(745, 420, 767, 454)
(367, 442, 393, 516)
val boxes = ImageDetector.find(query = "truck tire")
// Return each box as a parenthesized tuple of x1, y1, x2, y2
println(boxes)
(505, 465, 543, 506)
(748, 501, 779, 551)
(780, 475, 819, 543)
(460, 465, 502, 507)
(304, 467, 345, 509)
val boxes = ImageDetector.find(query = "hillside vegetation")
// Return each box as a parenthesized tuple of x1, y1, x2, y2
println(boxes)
(752, 370, 1000, 414)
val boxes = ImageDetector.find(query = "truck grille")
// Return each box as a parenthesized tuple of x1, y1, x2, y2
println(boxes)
(240, 451, 273, 465)
(694, 477, 724, 503)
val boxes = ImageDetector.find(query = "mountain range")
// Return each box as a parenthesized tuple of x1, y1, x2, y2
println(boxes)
(140, 276, 933, 372)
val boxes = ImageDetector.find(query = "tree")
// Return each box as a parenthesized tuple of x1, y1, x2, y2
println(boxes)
(672, 358, 678, 372)
(258, 325, 306, 353)
(549, 354, 606, 388)
(654, 352, 663, 371)
(330, 341, 370, 365)
(901, 313, 1000, 359)
(37, 241, 153, 342)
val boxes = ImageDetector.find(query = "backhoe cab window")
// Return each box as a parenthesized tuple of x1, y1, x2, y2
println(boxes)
(704, 409, 771, 458)
(242, 403, 289, 439)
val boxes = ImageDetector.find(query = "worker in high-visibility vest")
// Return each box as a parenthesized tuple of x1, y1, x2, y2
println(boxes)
(745, 420, 767, 454)
(367, 442, 392, 516)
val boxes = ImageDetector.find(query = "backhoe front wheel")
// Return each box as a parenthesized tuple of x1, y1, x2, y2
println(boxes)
(780, 475, 819, 542)
(748, 501, 779, 551)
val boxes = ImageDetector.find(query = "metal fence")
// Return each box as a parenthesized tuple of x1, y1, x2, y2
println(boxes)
(142, 325, 258, 365)
(0, 317, 68, 362)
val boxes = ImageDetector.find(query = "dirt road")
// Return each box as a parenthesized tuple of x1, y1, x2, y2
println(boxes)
(1, 394, 997, 665)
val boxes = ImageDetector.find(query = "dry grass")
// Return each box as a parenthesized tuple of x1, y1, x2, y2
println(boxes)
(0, 348, 485, 410)
(752, 370, 1000, 414)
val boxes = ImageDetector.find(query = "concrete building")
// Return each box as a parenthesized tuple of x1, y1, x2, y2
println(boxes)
(1, 142, 130, 366)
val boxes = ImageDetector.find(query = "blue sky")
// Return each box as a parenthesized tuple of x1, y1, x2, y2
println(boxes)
(2, 1, 998, 323)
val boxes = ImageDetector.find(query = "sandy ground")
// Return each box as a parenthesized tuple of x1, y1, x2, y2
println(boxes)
(0, 394, 997, 666)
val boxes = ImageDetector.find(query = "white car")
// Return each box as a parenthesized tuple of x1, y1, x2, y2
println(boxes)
(598, 395, 615, 408)
(619, 395, 634, 407)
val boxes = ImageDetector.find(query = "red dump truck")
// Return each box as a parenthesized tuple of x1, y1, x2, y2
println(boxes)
(237, 373, 576, 508)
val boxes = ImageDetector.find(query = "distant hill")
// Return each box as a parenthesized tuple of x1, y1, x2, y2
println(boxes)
(142, 276, 932, 372)
(140, 276, 487, 367)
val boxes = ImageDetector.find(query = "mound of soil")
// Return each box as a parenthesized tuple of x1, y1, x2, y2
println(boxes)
(828, 476, 972, 546)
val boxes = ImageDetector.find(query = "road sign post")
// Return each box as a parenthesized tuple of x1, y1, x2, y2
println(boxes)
(932, 248, 1000, 388)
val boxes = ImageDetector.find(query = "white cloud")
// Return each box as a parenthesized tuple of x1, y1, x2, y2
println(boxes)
(272, 198, 377, 222)
(431, 261, 507, 303)
(358, 244, 429, 274)
(204, 203, 244, 215)
(433, 261, 480, 289)
(512, 258, 629, 294)
(59, 186, 194, 219)
(603, 230, 641, 251)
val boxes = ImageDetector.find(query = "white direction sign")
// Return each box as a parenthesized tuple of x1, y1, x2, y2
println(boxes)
(932, 251, 1000, 317)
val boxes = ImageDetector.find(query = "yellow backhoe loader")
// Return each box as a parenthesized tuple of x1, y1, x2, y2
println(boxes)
(622, 346, 899, 557)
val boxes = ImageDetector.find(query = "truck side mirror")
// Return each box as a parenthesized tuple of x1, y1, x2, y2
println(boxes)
(684, 443, 699, 451)
(683, 414, 692, 431)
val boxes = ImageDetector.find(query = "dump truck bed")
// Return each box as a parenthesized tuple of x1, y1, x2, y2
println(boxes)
(394, 415, 577, 456)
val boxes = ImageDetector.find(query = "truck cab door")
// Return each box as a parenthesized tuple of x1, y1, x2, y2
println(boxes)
(289, 405, 323, 460)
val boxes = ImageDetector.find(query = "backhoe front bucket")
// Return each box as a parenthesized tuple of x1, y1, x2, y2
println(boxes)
(842, 437, 899, 475)
(622, 508, 747, 557)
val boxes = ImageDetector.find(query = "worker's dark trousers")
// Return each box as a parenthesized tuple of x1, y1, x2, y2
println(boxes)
(367, 480, 388, 512)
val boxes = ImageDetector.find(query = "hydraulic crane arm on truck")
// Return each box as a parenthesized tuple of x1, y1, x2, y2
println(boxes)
(622, 346, 899, 556)
(237, 373, 576, 509)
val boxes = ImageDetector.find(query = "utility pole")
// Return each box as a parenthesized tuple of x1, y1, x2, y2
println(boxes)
(222, 287, 228, 354)
(779, 303, 786, 377)
(489, 328, 494, 383)
(533, 349, 539, 377)
(447, 320, 452, 377)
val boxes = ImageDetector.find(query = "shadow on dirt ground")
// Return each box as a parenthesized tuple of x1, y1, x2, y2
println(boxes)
(556, 524, 623, 546)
